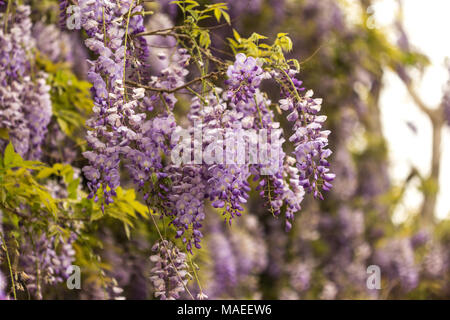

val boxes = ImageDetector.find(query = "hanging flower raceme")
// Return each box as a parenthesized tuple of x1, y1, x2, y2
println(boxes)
(22, 74, 53, 160)
(206, 224, 238, 297)
(207, 125, 252, 223)
(59, 0, 70, 29)
(374, 238, 419, 292)
(225, 53, 265, 103)
(80, 0, 144, 207)
(204, 214, 269, 299)
(277, 69, 335, 200)
(165, 164, 206, 253)
(147, 48, 190, 112)
(225, 57, 308, 231)
(0, 81, 31, 157)
(241, 90, 304, 231)
(0, 5, 52, 160)
(149, 240, 191, 300)
(20, 232, 77, 300)
(124, 50, 190, 222)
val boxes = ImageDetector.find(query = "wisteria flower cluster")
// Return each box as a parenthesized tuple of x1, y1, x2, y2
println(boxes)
(0, 5, 52, 160)
(20, 232, 77, 300)
(149, 240, 191, 300)
(61, 0, 338, 300)
(73, 0, 335, 263)
(0, 0, 449, 302)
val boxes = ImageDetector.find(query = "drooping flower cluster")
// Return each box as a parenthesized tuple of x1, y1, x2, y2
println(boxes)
(225, 59, 311, 231)
(73, 2, 337, 302)
(225, 53, 265, 103)
(141, 52, 334, 249)
(165, 92, 253, 244)
(149, 240, 191, 300)
(422, 242, 449, 278)
(100, 230, 151, 299)
(20, 232, 77, 299)
(0, 82, 31, 157)
(207, 224, 238, 296)
(59, 0, 70, 29)
(22, 74, 53, 160)
(199, 99, 253, 224)
(0, 5, 52, 160)
(165, 164, 206, 252)
(0, 5, 33, 81)
(147, 48, 190, 111)
(374, 238, 419, 292)
(244, 90, 304, 230)
(286, 262, 312, 295)
(33, 22, 70, 63)
(277, 70, 335, 199)
(204, 214, 268, 299)
(80, 0, 144, 207)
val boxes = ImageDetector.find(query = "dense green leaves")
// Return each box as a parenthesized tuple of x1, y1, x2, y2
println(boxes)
(228, 30, 299, 70)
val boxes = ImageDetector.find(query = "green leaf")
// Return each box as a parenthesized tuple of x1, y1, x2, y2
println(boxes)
(214, 8, 221, 22)
(3, 142, 15, 167)
(222, 11, 230, 25)
(67, 178, 80, 199)
(233, 29, 241, 43)
(199, 30, 211, 48)
(36, 167, 56, 180)
(3, 142, 23, 168)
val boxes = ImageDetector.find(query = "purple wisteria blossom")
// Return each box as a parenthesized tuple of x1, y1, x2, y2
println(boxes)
(166, 164, 206, 252)
(80, 0, 146, 207)
(150, 240, 191, 300)
(0, 5, 52, 160)
(225, 53, 265, 103)
(207, 224, 238, 297)
(59, 0, 70, 29)
(22, 74, 53, 160)
(374, 238, 419, 292)
(278, 69, 335, 200)
(33, 22, 74, 64)
(20, 232, 77, 300)
(423, 242, 449, 278)
(187, 93, 252, 225)
(204, 215, 268, 299)
(234, 88, 304, 231)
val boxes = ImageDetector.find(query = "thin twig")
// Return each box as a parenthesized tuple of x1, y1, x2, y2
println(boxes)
(126, 70, 222, 94)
